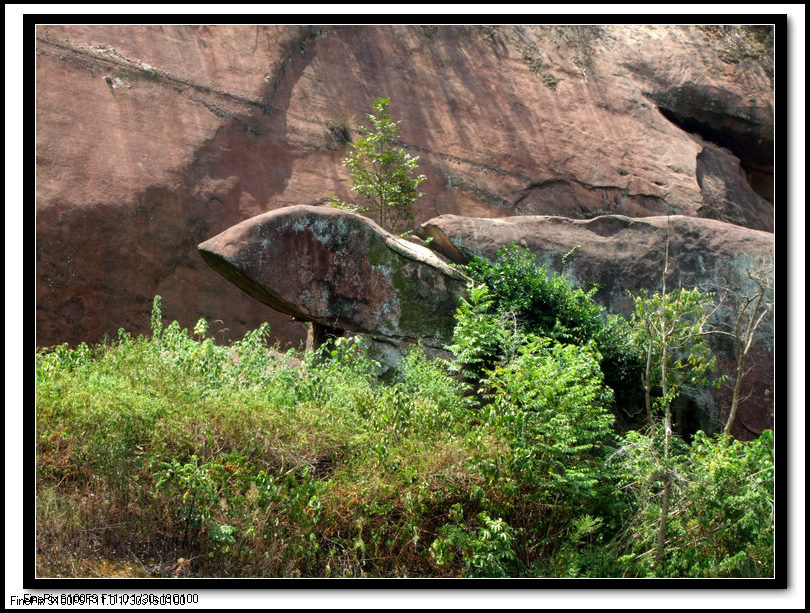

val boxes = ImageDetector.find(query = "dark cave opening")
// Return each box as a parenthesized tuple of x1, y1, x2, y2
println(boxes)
(657, 107, 774, 204)
(306, 321, 346, 351)
(672, 395, 720, 443)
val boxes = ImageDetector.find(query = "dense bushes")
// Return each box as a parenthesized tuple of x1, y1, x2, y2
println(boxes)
(459, 244, 642, 416)
(35, 261, 774, 578)
(613, 427, 774, 577)
(461, 244, 604, 345)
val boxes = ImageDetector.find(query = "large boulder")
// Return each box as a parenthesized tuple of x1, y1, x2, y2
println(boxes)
(198, 205, 469, 354)
(419, 213, 775, 439)
(35, 24, 774, 348)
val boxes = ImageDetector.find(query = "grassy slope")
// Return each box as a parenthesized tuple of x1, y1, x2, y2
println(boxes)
(35, 297, 774, 579)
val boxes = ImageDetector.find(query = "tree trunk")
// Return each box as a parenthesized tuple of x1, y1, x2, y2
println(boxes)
(654, 475, 671, 571)
(724, 350, 746, 435)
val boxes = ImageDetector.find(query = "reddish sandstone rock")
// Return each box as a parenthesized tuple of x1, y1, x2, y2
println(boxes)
(419, 213, 775, 439)
(198, 205, 469, 346)
(35, 24, 774, 348)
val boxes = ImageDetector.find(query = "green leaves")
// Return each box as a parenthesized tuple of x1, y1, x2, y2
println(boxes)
(482, 337, 616, 500)
(150, 295, 163, 340)
(630, 286, 717, 420)
(447, 283, 510, 380)
(458, 244, 642, 399)
(153, 455, 220, 542)
(430, 510, 518, 577)
(613, 428, 774, 577)
(462, 244, 603, 345)
(335, 97, 426, 233)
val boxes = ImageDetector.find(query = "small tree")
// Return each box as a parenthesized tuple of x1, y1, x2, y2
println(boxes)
(631, 287, 717, 426)
(628, 229, 717, 571)
(708, 263, 774, 435)
(327, 97, 426, 234)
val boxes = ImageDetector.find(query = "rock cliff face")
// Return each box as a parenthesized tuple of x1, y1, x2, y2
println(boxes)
(419, 213, 774, 438)
(36, 24, 774, 349)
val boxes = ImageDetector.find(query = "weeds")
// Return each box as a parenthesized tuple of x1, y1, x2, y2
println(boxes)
(36, 281, 774, 578)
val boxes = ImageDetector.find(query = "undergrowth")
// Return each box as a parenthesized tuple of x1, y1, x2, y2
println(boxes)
(36, 258, 774, 578)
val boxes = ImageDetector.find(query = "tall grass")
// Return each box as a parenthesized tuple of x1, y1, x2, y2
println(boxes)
(36, 298, 493, 577)
(35, 294, 774, 578)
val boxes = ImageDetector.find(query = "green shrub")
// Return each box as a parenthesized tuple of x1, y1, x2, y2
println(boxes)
(429, 505, 518, 577)
(297, 335, 379, 416)
(461, 244, 602, 344)
(482, 336, 617, 503)
(446, 283, 519, 382)
(368, 346, 471, 443)
(153, 455, 221, 545)
(612, 428, 774, 577)
(456, 244, 642, 408)
(676, 430, 774, 577)
(449, 325, 623, 576)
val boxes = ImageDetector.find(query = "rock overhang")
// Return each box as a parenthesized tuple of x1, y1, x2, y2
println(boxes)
(198, 205, 470, 342)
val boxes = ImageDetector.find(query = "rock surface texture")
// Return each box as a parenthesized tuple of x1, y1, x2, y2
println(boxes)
(199, 205, 469, 349)
(419, 213, 775, 438)
(36, 24, 774, 348)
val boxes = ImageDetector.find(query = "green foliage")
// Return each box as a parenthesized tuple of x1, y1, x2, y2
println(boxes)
(297, 335, 380, 414)
(677, 430, 775, 576)
(624, 236, 721, 571)
(323, 193, 362, 215)
(544, 513, 612, 578)
(446, 283, 623, 576)
(36, 341, 93, 378)
(35, 291, 774, 579)
(457, 244, 642, 401)
(462, 244, 601, 344)
(366, 346, 471, 445)
(482, 337, 617, 504)
(594, 312, 642, 399)
(153, 455, 220, 543)
(630, 286, 717, 420)
(446, 283, 520, 381)
(430, 505, 518, 577)
(613, 428, 774, 577)
(331, 97, 426, 233)
(150, 295, 163, 340)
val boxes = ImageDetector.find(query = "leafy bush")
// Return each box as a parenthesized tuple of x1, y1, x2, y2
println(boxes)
(369, 346, 472, 443)
(612, 428, 774, 577)
(480, 336, 619, 527)
(446, 286, 623, 576)
(461, 244, 602, 344)
(446, 283, 521, 382)
(429, 504, 518, 577)
(457, 244, 642, 406)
